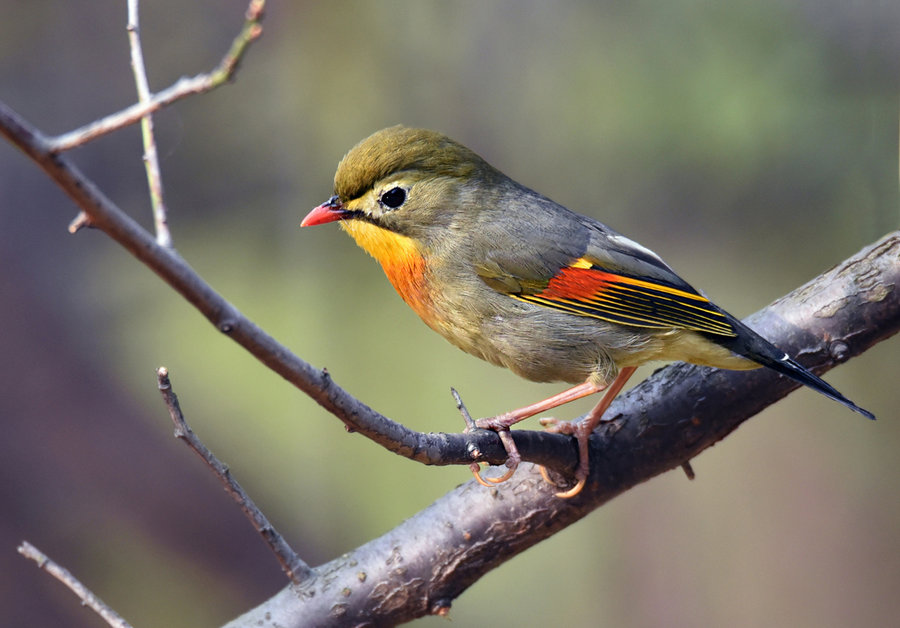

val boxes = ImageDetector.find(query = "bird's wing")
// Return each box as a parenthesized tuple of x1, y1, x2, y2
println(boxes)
(475, 216, 737, 337)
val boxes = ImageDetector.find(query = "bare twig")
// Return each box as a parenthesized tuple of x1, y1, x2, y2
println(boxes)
(47, 0, 265, 153)
(156, 367, 312, 584)
(127, 0, 171, 247)
(17, 541, 134, 628)
(450, 387, 476, 431)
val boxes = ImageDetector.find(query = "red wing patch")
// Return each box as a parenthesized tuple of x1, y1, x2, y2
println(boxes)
(513, 264, 736, 336)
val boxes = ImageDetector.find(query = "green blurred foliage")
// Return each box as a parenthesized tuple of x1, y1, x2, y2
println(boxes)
(1, 0, 897, 626)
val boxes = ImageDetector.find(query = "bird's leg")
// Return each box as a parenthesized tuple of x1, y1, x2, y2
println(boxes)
(474, 380, 609, 431)
(468, 379, 609, 485)
(540, 366, 637, 498)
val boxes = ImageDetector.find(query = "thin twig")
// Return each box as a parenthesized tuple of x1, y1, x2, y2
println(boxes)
(155, 367, 313, 584)
(127, 0, 171, 247)
(48, 0, 265, 153)
(450, 387, 476, 431)
(18, 541, 134, 628)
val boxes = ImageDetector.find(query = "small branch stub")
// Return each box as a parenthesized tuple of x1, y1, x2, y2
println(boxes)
(67, 212, 92, 234)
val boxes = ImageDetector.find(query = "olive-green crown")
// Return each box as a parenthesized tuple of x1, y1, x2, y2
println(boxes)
(334, 126, 492, 202)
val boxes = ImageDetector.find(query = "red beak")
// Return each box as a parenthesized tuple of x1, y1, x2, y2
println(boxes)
(301, 195, 350, 227)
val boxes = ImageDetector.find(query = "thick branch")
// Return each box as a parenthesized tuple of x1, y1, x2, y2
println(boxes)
(227, 233, 898, 626)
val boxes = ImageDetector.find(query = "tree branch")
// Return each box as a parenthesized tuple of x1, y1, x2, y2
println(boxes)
(226, 233, 900, 626)
(156, 367, 313, 585)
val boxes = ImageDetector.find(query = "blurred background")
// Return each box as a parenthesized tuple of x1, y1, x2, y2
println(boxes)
(1, 1, 898, 626)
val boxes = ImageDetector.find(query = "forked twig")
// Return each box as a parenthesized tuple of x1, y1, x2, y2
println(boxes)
(48, 0, 265, 153)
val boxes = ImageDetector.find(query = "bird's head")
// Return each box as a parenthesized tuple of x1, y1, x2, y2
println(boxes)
(302, 126, 504, 247)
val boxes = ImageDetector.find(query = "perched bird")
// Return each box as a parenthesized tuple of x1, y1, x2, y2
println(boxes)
(302, 126, 874, 497)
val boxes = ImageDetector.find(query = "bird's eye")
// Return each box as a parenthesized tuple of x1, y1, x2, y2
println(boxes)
(380, 187, 407, 209)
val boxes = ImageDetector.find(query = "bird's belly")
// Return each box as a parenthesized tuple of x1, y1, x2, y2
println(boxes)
(428, 300, 629, 385)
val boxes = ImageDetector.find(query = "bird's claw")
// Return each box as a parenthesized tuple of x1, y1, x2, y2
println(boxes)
(454, 390, 523, 487)
(465, 415, 522, 487)
(537, 417, 591, 498)
(460, 397, 588, 495)
(470, 461, 516, 487)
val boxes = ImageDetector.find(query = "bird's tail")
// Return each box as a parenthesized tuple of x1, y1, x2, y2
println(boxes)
(749, 350, 874, 420)
(714, 314, 875, 420)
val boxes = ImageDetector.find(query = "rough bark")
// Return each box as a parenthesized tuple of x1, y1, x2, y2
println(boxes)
(227, 233, 899, 626)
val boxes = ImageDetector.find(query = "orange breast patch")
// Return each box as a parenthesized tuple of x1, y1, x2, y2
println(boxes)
(340, 220, 432, 319)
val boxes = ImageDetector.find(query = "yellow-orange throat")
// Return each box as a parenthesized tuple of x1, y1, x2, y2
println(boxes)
(340, 220, 431, 318)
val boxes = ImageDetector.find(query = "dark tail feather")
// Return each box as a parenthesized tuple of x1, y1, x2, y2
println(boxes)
(711, 314, 875, 420)
(750, 351, 875, 420)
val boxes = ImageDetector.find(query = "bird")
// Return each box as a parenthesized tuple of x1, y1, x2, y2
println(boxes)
(301, 125, 874, 498)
